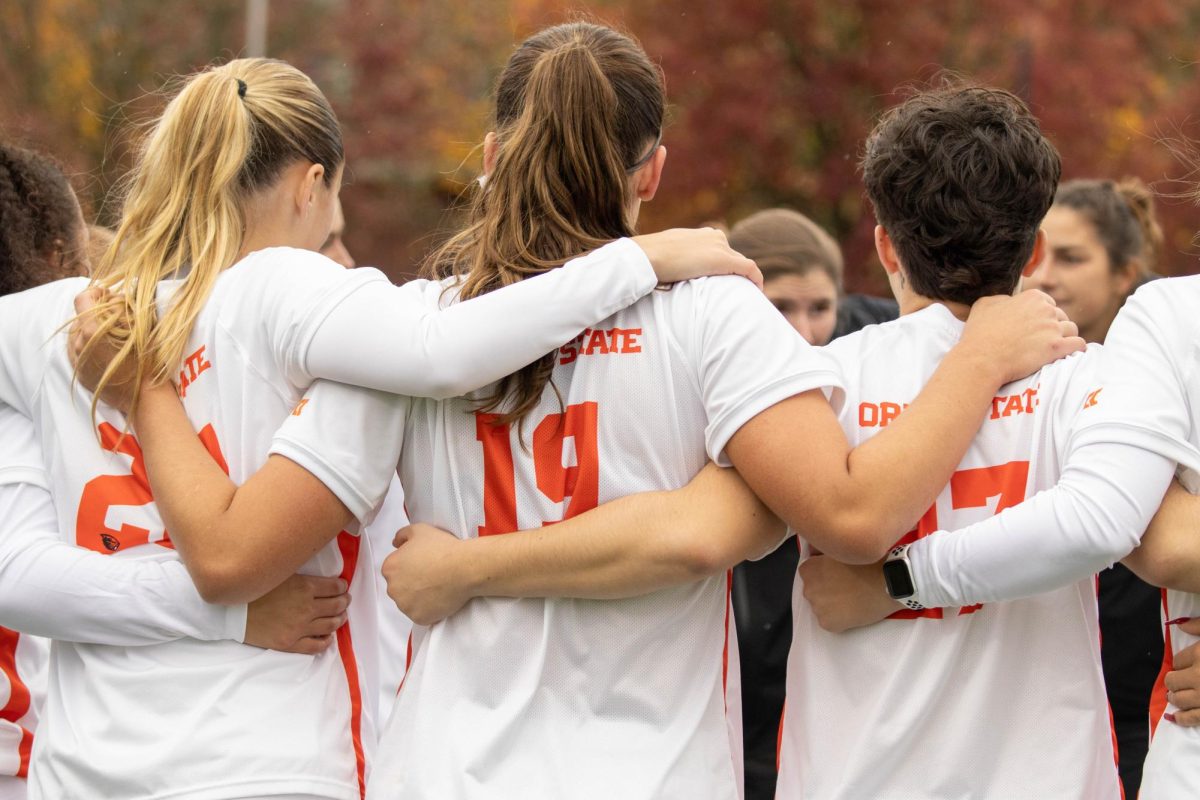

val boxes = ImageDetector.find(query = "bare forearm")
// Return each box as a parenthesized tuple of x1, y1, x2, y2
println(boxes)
(1125, 479, 1200, 593)
(840, 346, 1003, 555)
(463, 467, 783, 600)
(130, 383, 238, 567)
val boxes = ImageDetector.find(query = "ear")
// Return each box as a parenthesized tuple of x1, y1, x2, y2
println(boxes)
(1020, 229, 1047, 278)
(634, 145, 667, 202)
(482, 132, 499, 178)
(874, 225, 903, 276)
(294, 163, 326, 217)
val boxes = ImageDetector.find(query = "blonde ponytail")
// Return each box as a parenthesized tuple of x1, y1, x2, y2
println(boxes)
(79, 58, 342, 419)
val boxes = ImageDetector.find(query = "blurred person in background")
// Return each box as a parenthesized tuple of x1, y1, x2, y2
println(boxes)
(320, 198, 356, 268)
(1028, 177, 1163, 797)
(726, 208, 898, 800)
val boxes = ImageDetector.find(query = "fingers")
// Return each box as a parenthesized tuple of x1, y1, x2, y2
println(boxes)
(288, 634, 336, 656)
(303, 575, 348, 598)
(73, 287, 104, 315)
(393, 526, 413, 548)
(1171, 640, 1197, 670)
(1171, 708, 1200, 727)
(311, 593, 351, 619)
(1176, 617, 1200, 636)
(306, 612, 349, 637)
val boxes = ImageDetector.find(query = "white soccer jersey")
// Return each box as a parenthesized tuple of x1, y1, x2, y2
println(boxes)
(1068, 278, 1200, 799)
(276, 274, 843, 800)
(363, 476, 414, 728)
(777, 304, 1120, 800)
(0, 265, 382, 800)
(0, 240, 679, 800)
(0, 404, 50, 800)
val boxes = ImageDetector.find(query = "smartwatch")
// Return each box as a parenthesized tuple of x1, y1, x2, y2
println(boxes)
(883, 544, 925, 611)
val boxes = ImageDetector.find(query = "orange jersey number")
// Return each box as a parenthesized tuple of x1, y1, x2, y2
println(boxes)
(889, 460, 1030, 620)
(76, 422, 228, 554)
(476, 402, 600, 536)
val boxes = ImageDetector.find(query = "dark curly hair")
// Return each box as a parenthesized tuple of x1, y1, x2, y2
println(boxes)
(0, 143, 85, 296)
(862, 85, 1061, 304)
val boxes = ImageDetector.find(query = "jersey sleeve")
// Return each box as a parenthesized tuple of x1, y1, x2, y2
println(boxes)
(0, 280, 82, 416)
(268, 379, 407, 526)
(685, 276, 845, 466)
(1069, 280, 1200, 474)
(299, 238, 659, 398)
(903, 347, 1178, 608)
(0, 403, 246, 646)
(907, 440, 1174, 608)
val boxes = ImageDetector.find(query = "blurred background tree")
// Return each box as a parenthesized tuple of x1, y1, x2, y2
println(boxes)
(4, 0, 1200, 288)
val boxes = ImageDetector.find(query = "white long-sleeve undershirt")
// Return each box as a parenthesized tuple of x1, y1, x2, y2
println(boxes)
(0, 481, 244, 646)
(910, 440, 1175, 608)
(301, 238, 657, 397)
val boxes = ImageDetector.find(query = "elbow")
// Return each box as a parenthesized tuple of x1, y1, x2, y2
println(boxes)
(417, 365, 475, 401)
(187, 557, 259, 605)
(797, 510, 893, 566)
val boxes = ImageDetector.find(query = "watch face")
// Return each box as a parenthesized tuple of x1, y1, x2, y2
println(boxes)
(883, 559, 915, 599)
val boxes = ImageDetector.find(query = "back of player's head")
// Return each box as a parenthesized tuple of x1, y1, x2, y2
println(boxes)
(82, 57, 342, 416)
(0, 142, 87, 296)
(1054, 177, 1160, 276)
(862, 84, 1061, 303)
(429, 21, 665, 427)
(728, 208, 844, 292)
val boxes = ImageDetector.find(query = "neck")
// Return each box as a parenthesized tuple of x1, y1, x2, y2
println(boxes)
(895, 292, 972, 322)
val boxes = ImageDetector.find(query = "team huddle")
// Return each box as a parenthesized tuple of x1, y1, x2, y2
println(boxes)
(1, 17, 1199, 800)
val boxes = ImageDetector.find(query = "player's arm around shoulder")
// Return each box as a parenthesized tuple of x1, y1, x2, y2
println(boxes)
(725, 290, 1083, 564)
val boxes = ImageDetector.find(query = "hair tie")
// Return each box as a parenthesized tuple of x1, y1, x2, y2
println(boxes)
(236, 79, 247, 99)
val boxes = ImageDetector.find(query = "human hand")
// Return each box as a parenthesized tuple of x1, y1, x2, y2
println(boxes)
(798, 554, 898, 633)
(1165, 619, 1200, 726)
(243, 574, 349, 655)
(632, 227, 763, 289)
(383, 523, 474, 626)
(960, 290, 1085, 386)
(68, 287, 140, 414)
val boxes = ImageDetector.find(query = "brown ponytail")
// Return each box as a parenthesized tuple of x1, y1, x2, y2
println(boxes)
(427, 22, 664, 427)
(1115, 177, 1162, 274)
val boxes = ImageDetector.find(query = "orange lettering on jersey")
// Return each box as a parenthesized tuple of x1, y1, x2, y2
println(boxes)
(292, 398, 310, 416)
(888, 460, 1030, 622)
(558, 328, 644, 365)
(858, 401, 911, 428)
(1082, 388, 1102, 409)
(177, 345, 213, 398)
(584, 329, 610, 356)
(989, 384, 1040, 420)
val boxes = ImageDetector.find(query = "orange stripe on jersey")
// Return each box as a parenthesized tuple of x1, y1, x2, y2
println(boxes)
(16, 727, 31, 779)
(1149, 590, 1174, 735)
(335, 532, 367, 799)
(0, 627, 32, 778)
(775, 700, 785, 771)
(1095, 575, 1123, 794)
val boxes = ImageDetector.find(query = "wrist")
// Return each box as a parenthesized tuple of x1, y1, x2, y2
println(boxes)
(128, 381, 173, 430)
(943, 342, 1006, 393)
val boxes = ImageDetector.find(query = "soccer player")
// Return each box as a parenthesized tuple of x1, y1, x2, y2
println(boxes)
(0, 142, 352, 799)
(19, 57, 758, 799)
(774, 84, 1123, 798)
(164, 25, 1086, 799)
